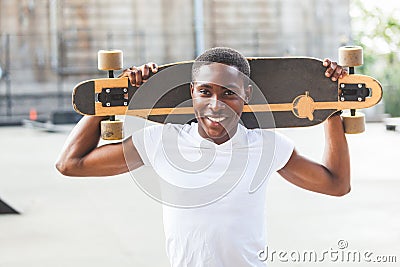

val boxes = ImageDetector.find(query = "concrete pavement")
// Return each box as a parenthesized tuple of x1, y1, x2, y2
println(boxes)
(0, 122, 399, 266)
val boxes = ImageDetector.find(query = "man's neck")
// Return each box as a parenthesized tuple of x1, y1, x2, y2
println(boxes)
(197, 124, 238, 145)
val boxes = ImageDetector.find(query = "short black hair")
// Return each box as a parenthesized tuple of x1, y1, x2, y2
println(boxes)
(192, 47, 250, 80)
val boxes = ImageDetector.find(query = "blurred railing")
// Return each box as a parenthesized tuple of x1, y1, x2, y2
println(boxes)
(0, 31, 149, 124)
(0, 29, 357, 124)
(0, 30, 266, 124)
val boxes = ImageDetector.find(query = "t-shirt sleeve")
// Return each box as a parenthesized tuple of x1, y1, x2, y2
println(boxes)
(272, 131, 295, 171)
(132, 124, 163, 166)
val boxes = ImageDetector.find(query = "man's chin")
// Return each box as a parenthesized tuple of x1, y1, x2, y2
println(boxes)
(198, 117, 236, 142)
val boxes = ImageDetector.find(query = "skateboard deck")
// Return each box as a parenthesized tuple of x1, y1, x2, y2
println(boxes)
(72, 57, 382, 129)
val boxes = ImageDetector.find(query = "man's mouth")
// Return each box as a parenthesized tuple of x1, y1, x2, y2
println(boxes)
(206, 116, 227, 123)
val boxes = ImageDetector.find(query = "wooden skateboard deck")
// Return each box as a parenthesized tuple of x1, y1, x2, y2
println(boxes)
(72, 57, 382, 129)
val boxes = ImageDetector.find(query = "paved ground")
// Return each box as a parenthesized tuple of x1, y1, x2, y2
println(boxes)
(0, 121, 399, 267)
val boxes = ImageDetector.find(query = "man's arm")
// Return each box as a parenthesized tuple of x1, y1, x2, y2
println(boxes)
(278, 114, 350, 196)
(56, 63, 157, 177)
(277, 59, 350, 196)
(55, 116, 142, 176)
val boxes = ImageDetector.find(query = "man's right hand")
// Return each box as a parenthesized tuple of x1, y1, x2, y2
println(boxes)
(55, 62, 158, 177)
(119, 63, 158, 87)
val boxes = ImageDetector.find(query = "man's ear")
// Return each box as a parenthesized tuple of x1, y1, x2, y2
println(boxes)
(190, 82, 194, 98)
(244, 84, 252, 103)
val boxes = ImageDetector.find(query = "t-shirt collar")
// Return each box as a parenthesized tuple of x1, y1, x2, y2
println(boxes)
(190, 122, 247, 148)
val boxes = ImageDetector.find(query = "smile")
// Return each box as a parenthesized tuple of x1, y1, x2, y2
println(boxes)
(206, 116, 227, 123)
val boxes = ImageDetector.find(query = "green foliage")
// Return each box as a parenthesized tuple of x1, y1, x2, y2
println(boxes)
(351, 0, 400, 116)
(381, 65, 400, 117)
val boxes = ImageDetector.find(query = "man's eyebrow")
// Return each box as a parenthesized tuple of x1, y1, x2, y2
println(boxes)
(194, 82, 241, 90)
(194, 82, 213, 88)
(223, 84, 241, 90)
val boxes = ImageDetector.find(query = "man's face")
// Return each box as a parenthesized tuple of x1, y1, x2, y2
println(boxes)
(190, 63, 251, 144)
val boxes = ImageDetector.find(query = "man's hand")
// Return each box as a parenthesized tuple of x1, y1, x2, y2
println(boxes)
(56, 62, 158, 177)
(323, 59, 347, 82)
(119, 62, 158, 87)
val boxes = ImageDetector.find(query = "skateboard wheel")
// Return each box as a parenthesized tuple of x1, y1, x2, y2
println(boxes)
(98, 50, 123, 71)
(342, 112, 365, 134)
(101, 120, 123, 140)
(338, 46, 363, 67)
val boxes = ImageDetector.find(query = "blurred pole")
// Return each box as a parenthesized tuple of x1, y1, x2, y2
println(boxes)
(193, 0, 205, 57)
(253, 31, 260, 56)
(138, 31, 146, 63)
(5, 34, 12, 117)
(107, 32, 113, 50)
(57, 32, 63, 107)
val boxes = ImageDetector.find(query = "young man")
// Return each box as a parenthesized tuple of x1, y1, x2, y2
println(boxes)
(56, 47, 350, 266)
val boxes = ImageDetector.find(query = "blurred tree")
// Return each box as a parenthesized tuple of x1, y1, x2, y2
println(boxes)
(351, 0, 400, 116)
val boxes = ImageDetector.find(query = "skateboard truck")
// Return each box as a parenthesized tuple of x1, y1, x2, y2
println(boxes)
(97, 50, 124, 140)
(339, 83, 371, 102)
(98, 87, 129, 107)
(338, 46, 366, 134)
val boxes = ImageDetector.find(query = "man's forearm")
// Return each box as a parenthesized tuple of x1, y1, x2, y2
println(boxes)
(56, 116, 107, 174)
(323, 114, 351, 193)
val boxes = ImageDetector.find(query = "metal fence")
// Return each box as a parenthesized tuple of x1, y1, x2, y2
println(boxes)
(0, 30, 265, 124)
(0, 31, 150, 124)
(0, 31, 360, 124)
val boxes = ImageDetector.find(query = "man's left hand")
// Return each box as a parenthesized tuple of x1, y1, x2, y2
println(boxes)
(323, 59, 347, 82)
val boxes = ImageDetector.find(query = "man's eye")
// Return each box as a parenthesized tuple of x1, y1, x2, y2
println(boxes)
(224, 90, 235, 95)
(199, 89, 210, 95)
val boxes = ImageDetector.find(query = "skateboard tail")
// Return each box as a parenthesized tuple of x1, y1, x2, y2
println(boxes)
(72, 80, 96, 115)
(72, 77, 134, 116)
(337, 74, 383, 110)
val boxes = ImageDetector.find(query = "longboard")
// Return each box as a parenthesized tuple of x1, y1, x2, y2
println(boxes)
(73, 57, 382, 129)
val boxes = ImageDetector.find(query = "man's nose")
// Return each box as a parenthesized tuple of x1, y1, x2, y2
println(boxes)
(208, 95, 225, 111)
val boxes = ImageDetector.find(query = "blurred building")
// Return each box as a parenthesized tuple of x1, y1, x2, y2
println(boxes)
(0, 0, 350, 118)
(0, 0, 350, 75)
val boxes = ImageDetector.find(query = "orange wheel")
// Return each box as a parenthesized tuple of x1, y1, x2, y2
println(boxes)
(101, 120, 123, 140)
(98, 50, 123, 71)
(338, 46, 363, 67)
(342, 112, 365, 134)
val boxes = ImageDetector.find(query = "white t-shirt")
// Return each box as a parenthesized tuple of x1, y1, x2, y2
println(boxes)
(132, 122, 294, 267)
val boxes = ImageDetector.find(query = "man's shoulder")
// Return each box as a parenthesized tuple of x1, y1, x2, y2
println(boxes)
(242, 126, 293, 147)
(242, 126, 274, 139)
